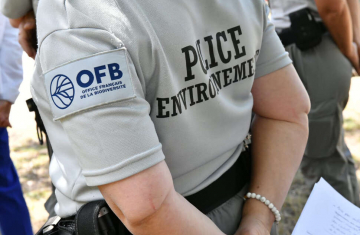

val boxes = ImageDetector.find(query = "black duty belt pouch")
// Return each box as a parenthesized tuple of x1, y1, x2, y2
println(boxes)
(278, 8, 325, 50)
(36, 201, 130, 235)
(289, 8, 323, 50)
(76, 200, 130, 235)
(36, 147, 251, 235)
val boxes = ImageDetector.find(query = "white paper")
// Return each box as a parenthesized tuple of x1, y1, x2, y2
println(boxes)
(292, 178, 360, 235)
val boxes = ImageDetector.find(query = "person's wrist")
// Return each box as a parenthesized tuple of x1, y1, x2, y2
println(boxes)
(236, 214, 271, 235)
(354, 37, 360, 48)
(0, 100, 12, 114)
(341, 42, 360, 73)
(0, 100, 12, 107)
(341, 43, 356, 59)
(241, 197, 275, 231)
(0, 100, 12, 128)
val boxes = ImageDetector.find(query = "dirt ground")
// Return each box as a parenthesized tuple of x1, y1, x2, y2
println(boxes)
(6, 54, 360, 234)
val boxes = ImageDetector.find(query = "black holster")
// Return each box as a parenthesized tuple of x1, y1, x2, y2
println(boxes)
(36, 200, 131, 235)
(290, 8, 323, 50)
(278, 8, 326, 50)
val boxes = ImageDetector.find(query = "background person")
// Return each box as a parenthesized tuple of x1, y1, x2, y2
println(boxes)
(1, 0, 59, 218)
(0, 12, 33, 235)
(270, 0, 360, 205)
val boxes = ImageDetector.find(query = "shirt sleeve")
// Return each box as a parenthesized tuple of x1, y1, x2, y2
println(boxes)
(38, 27, 165, 186)
(254, 1, 292, 79)
(0, 17, 23, 103)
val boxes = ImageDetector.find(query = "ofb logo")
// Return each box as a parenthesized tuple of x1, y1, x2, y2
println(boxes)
(50, 74, 75, 109)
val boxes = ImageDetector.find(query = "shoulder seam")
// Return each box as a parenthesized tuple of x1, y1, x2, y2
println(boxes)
(38, 27, 124, 59)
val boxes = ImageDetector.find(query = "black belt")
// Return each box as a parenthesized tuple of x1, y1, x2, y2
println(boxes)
(185, 147, 251, 214)
(277, 22, 327, 48)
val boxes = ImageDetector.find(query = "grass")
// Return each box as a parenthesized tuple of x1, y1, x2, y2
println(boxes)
(279, 171, 311, 234)
(344, 117, 360, 132)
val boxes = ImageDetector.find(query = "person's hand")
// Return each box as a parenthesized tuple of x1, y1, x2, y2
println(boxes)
(346, 42, 360, 75)
(9, 10, 37, 59)
(235, 215, 271, 235)
(0, 100, 12, 128)
(235, 198, 274, 235)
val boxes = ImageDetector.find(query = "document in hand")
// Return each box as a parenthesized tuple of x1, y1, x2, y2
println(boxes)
(292, 178, 360, 235)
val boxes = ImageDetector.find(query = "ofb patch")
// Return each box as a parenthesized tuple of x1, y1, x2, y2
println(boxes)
(45, 49, 135, 120)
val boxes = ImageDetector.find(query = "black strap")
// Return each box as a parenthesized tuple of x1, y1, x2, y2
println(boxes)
(185, 148, 251, 214)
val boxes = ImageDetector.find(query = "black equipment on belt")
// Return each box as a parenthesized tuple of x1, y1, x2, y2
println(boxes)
(26, 98, 54, 158)
(36, 147, 251, 235)
(277, 8, 327, 50)
(26, 98, 46, 145)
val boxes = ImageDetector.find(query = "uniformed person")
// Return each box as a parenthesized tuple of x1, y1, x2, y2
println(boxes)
(0, 12, 33, 235)
(270, 0, 360, 205)
(2, 0, 311, 234)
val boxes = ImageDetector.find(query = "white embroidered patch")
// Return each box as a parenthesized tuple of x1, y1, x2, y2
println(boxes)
(44, 49, 135, 120)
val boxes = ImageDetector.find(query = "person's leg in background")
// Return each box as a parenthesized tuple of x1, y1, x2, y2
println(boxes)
(0, 127, 33, 235)
(287, 33, 360, 206)
(301, 104, 360, 205)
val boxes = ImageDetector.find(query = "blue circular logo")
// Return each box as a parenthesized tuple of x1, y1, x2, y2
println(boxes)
(50, 74, 75, 109)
